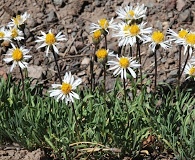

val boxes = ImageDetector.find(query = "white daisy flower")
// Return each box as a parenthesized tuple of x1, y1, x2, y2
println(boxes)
(0, 26, 11, 41)
(9, 27, 24, 41)
(116, 3, 147, 23)
(113, 21, 152, 46)
(183, 62, 195, 80)
(182, 32, 195, 56)
(49, 72, 82, 104)
(35, 29, 67, 56)
(3, 43, 31, 72)
(90, 18, 117, 34)
(8, 12, 30, 28)
(146, 30, 171, 52)
(107, 55, 140, 79)
(167, 28, 188, 45)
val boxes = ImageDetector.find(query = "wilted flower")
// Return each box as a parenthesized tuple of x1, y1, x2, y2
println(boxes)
(3, 43, 31, 72)
(49, 72, 82, 104)
(35, 29, 67, 56)
(107, 55, 140, 79)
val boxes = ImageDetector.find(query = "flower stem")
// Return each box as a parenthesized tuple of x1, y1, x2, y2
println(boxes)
(177, 45, 182, 88)
(123, 77, 126, 104)
(154, 47, 157, 93)
(103, 34, 107, 104)
(52, 47, 62, 84)
(103, 63, 106, 103)
(72, 103, 80, 141)
(90, 45, 97, 93)
(19, 66, 25, 100)
(180, 46, 190, 80)
(104, 35, 107, 50)
(137, 39, 142, 89)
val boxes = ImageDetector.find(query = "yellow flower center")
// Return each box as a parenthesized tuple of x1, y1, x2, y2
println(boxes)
(128, 10, 135, 17)
(12, 48, 23, 61)
(185, 33, 195, 45)
(129, 24, 140, 36)
(45, 33, 56, 45)
(13, 15, 22, 25)
(189, 66, 195, 76)
(123, 24, 131, 32)
(119, 57, 129, 68)
(96, 49, 108, 59)
(61, 82, 72, 95)
(178, 29, 188, 39)
(99, 19, 109, 29)
(0, 31, 5, 38)
(152, 31, 164, 44)
(93, 30, 101, 39)
(11, 28, 18, 38)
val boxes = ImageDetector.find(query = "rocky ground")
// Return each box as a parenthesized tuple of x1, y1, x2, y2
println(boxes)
(0, 0, 195, 159)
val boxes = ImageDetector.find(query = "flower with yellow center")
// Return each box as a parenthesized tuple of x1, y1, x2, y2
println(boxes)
(181, 31, 195, 56)
(167, 28, 193, 55)
(61, 82, 72, 95)
(92, 29, 102, 44)
(99, 19, 109, 29)
(95, 48, 115, 62)
(167, 28, 188, 44)
(8, 12, 30, 28)
(49, 72, 82, 104)
(178, 29, 188, 38)
(119, 57, 130, 68)
(93, 30, 102, 39)
(35, 29, 67, 56)
(9, 27, 24, 41)
(13, 15, 22, 26)
(90, 17, 117, 34)
(123, 24, 140, 36)
(0, 31, 5, 38)
(146, 30, 171, 52)
(151, 31, 164, 44)
(107, 55, 140, 79)
(185, 33, 195, 46)
(96, 49, 108, 59)
(184, 63, 195, 80)
(189, 67, 195, 76)
(129, 24, 140, 36)
(0, 26, 11, 41)
(128, 10, 135, 17)
(116, 4, 147, 23)
(45, 33, 56, 45)
(3, 43, 31, 72)
(113, 22, 152, 46)
(12, 48, 23, 61)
